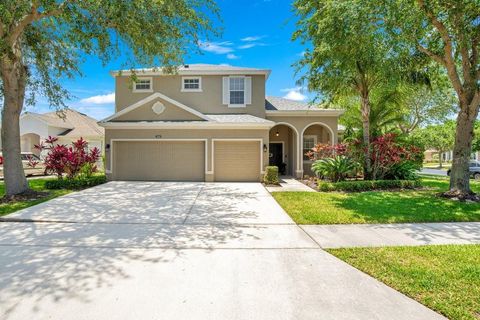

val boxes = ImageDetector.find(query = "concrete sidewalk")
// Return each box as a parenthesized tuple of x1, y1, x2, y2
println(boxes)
(302, 222, 480, 248)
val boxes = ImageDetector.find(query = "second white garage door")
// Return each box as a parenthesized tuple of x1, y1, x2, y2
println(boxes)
(214, 140, 261, 182)
(113, 140, 205, 181)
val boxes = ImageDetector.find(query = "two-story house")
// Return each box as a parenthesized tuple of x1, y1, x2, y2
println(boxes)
(99, 64, 344, 182)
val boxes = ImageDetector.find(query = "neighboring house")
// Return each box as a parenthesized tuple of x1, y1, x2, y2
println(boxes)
(16, 109, 104, 157)
(99, 64, 344, 182)
(424, 149, 480, 162)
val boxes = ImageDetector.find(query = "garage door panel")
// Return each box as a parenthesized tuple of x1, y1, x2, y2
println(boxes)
(214, 141, 260, 182)
(114, 141, 204, 181)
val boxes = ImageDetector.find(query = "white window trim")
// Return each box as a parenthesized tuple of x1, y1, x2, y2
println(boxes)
(181, 76, 202, 92)
(228, 76, 246, 108)
(303, 135, 317, 162)
(133, 77, 153, 93)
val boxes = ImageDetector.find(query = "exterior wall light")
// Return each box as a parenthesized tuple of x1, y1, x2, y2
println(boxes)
(275, 131, 280, 137)
(263, 144, 268, 152)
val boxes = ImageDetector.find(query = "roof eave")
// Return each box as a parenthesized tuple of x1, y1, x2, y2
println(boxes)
(99, 121, 274, 130)
(265, 110, 345, 116)
(110, 69, 271, 78)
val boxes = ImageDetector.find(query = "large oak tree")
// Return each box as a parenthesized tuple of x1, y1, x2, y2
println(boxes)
(381, 0, 480, 197)
(0, 0, 217, 196)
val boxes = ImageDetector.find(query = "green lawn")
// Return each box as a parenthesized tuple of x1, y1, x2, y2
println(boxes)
(0, 178, 72, 217)
(328, 245, 480, 320)
(423, 162, 451, 170)
(272, 177, 480, 224)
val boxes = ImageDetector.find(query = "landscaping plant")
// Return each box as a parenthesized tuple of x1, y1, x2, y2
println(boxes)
(35, 136, 100, 179)
(311, 156, 360, 182)
(263, 166, 280, 185)
(349, 133, 423, 180)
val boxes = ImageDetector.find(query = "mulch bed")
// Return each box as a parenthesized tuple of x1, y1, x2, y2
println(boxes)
(438, 191, 480, 202)
(0, 190, 50, 204)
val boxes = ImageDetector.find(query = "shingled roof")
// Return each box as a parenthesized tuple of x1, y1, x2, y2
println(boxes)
(265, 96, 321, 111)
(24, 109, 104, 138)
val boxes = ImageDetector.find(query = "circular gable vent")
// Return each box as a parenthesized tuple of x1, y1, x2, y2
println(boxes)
(152, 101, 166, 115)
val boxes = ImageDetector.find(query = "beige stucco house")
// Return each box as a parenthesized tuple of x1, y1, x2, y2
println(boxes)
(99, 64, 344, 182)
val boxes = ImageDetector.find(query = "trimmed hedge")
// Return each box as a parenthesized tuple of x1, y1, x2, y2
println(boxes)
(45, 175, 107, 190)
(263, 166, 279, 185)
(318, 179, 421, 192)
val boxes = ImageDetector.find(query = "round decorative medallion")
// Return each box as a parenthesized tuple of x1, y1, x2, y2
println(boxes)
(152, 101, 166, 115)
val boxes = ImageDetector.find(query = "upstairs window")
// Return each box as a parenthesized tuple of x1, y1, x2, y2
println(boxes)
(133, 77, 153, 92)
(222, 76, 251, 107)
(229, 77, 245, 105)
(182, 77, 202, 92)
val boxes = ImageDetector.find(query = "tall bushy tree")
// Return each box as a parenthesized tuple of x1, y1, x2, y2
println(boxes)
(380, 0, 480, 197)
(413, 121, 456, 168)
(293, 0, 400, 179)
(0, 0, 218, 196)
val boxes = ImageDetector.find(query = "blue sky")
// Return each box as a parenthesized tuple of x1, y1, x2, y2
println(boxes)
(27, 0, 310, 120)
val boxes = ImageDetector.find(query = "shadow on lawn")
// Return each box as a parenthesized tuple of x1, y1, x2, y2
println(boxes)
(0, 181, 275, 319)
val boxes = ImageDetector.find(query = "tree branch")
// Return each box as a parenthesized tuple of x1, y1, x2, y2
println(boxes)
(416, 0, 465, 101)
(8, 1, 69, 44)
(417, 44, 445, 65)
(472, 35, 479, 81)
(416, 0, 453, 52)
(454, 11, 473, 86)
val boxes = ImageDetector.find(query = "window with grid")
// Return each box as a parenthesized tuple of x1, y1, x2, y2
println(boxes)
(134, 78, 151, 91)
(183, 78, 201, 90)
(229, 77, 245, 105)
(303, 136, 316, 161)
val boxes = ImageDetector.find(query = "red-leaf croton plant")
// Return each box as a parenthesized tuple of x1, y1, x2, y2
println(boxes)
(35, 136, 100, 179)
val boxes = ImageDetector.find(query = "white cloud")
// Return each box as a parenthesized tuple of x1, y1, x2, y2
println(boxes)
(79, 92, 115, 104)
(226, 53, 240, 60)
(198, 40, 234, 54)
(238, 42, 267, 50)
(282, 87, 307, 101)
(298, 51, 306, 57)
(241, 36, 264, 42)
(73, 105, 115, 120)
(238, 43, 256, 49)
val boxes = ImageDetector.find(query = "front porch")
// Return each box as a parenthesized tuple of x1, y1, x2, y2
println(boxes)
(268, 122, 334, 178)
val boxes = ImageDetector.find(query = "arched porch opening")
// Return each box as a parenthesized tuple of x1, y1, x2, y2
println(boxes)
(268, 123, 299, 176)
(20, 133, 41, 156)
(301, 122, 334, 177)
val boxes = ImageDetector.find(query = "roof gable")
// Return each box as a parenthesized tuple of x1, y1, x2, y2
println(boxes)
(101, 92, 211, 123)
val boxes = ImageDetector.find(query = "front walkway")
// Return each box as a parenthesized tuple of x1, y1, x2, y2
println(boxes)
(302, 222, 480, 248)
(265, 176, 315, 192)
(0, 182, 444, 319)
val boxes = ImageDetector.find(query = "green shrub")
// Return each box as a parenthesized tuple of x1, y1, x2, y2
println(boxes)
(312, 156, 360, 182)
(263, 166, 279, 185)
(77, 162, 96, 179)
(318, 179, 421, 192)
(385, 161, 420, 180)
(45, 175, 107, 190)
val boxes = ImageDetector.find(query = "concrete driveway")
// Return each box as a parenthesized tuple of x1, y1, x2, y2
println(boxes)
(0, 182, 443, 320)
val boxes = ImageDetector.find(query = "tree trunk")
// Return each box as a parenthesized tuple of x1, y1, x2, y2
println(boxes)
(447, 101, 479, 196)
(438, 152, 443, 169)
(360, 95, 372, 180)
(0, 54, 29, 196)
